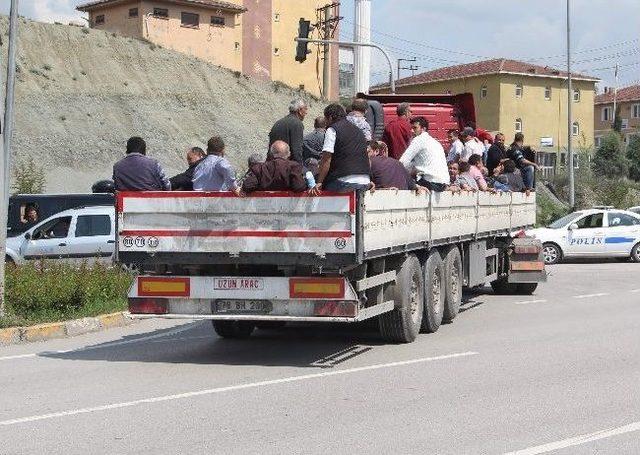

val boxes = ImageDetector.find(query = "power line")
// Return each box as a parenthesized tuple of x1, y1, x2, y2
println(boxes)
(344, 16, 639, 67)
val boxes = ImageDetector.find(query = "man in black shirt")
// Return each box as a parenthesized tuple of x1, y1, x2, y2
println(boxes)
(170, 147, 206, 190)
(486, 132, 507, 175)
(508, 133, 539, 190)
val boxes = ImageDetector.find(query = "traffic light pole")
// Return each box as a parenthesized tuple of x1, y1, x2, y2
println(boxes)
(295, 38, 395, 94)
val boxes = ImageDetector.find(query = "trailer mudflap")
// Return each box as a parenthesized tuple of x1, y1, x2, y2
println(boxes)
(507, 237, 547, 283)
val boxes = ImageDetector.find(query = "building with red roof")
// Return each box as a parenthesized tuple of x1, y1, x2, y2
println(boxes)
(371, 58, 599, 170)
(594, 84, 640, 147)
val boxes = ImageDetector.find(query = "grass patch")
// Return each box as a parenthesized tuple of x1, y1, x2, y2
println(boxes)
(0, 262, 133, 328)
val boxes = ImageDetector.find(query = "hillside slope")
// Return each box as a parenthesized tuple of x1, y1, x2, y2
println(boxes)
(1, 17, 324, 192)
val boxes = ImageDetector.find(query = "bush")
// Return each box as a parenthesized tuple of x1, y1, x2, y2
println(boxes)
(592, 132, 628, 179)
(2, 262, 133, 326)
(627, 134, 640, 182)
(12, 157, 46, 194)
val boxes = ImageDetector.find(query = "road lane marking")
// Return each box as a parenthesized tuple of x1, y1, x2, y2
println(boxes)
(0, 351, 478, 426)
(505, 420, 640, 454)
(0, 323, 197, 362)
(514, 299, 548, 305)
(572, 293, 609, 299)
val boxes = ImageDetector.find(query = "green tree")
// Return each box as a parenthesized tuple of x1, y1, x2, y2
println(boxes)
(591, 131, 628, 179)
(627, 133, 640, 182)
(12, 158, 46, 194)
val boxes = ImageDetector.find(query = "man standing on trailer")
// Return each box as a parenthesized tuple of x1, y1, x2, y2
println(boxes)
(400, 116, 449, 192)
(310, 103, 371, 194)
(269, 98, 308, 164)
(381, 102, 413, 160)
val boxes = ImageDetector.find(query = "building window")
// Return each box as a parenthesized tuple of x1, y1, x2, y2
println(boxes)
(622, 118, 629, 129)
(153, 8, 169, 18)
(573, 88, 580, 102)
(95, 14, 105, 25)
(274, 47, 280, 56)
(602, 106, 612, 122)
(274, 13, 280, 22)
(480, 85, 487, 99)
(128, 8, 138, 17)
(515, 83, 523, 98)
(515, 118, 522, 133)
(572, 121, 579, 136)
(595, 136, 602, 148)
(234, 42, 240, 51)
(181, 12, 199, 28)
(544, 86, 551, 100)
(632, 104, 640, 119)
(211, 16, 225, 26)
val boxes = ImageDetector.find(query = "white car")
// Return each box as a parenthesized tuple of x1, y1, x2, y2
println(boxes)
(629, 206, 640, 216)
(527, 208, 640, 264)
(5, 206, 115, 265)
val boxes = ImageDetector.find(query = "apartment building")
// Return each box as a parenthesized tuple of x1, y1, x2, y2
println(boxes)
(594, 84, 640, 147)
(77, 0, 339, 99)
(371, 58, 599, 171)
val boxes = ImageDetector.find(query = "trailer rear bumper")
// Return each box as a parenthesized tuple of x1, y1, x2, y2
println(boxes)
(127, 275, 394, 322)
(128, 301, 394, 323)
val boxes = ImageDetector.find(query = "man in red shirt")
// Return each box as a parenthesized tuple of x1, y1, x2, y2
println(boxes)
(381, 102, 412, 160)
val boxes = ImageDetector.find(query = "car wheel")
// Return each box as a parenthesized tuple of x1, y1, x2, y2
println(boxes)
(631, 242, 640, 263)
(542, 243, 562, 265)
(5, 255, 14, 265)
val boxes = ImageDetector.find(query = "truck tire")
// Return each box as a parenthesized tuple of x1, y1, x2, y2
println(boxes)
(378, 254, 423, 343)
(421, 252, 444, 333)
(442, 247, 462, 323)
(490, 277, 519, 295)
(212, 320, 255, 339)
(255, 321, 287, 330)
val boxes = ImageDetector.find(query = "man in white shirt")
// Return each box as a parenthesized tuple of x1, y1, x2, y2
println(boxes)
(459, 127, 485, 162)
(400, 116, 449, 192)
(447, 129, 464, 163)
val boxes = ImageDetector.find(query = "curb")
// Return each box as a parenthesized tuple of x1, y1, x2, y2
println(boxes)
(0, 312, 136, 346)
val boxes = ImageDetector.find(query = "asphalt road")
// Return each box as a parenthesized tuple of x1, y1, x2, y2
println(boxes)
(1, 262, 639, 454)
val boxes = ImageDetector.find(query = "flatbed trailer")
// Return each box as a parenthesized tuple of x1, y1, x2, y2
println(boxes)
(117, 189, 546, 343)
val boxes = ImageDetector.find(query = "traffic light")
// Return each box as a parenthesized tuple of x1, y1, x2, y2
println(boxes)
(295, 18, 312, 63)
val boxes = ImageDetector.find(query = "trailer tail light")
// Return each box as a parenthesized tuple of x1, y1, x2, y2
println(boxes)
(314, 301, 357, 317)
(129, 298, 168, 314)
(510, 261, 545, 271)
(138, 277, 190, 297)
(289, 278, 345, 299)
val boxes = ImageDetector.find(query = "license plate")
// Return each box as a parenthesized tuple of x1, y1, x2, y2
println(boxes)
(214, 300, 272, 314)
(214, 278, 264, 291)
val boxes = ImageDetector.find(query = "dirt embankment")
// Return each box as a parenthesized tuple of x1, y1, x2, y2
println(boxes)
(1, 16, 324, 192)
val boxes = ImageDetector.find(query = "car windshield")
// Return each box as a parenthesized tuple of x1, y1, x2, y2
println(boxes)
(548, 212, 583, 229)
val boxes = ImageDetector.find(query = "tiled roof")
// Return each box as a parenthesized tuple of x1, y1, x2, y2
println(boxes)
(595, 84, 640, 104)
(77, 0, 246, 12)
(372, 58, 599, 90)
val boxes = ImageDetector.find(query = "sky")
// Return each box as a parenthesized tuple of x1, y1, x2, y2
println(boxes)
(0, 0, 638, 90)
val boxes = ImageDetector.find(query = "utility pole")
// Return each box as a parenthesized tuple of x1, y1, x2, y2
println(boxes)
(397, 57, 418, 81)
(316, 2, 341, 100)
(613, 63, 619, 124)
(566, 0, 574, 209)
(353, 0, 371, 94)
(0, 0, 18, 317)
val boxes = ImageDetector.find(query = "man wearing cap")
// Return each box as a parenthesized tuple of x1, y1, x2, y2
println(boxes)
(459, 127, 485, 162)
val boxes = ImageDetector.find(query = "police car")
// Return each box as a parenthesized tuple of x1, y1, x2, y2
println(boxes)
(527, 207, 640, 264)
(5, 206, 115, 265)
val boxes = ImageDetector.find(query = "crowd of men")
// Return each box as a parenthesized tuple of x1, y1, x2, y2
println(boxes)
(112, 98, 539, 196)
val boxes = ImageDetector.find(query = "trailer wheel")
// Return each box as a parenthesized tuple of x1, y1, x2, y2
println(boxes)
(212, 320, 255, 339)
(490, 277, 519, 295)
(442, 247, 462, 323)
(255, 321, 287, 330)
(378, 254, 423, 343)
(516, 283, 538, 295)
(421, 252, 444, 333)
